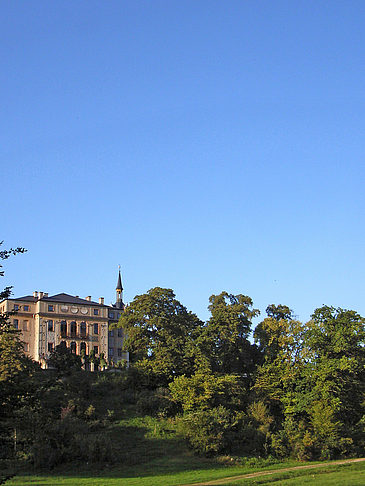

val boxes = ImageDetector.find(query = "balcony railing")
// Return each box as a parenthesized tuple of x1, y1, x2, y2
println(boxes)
(60, 333, 99, 342)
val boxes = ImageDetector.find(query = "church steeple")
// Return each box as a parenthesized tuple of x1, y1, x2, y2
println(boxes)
(116, 267, 124, 309)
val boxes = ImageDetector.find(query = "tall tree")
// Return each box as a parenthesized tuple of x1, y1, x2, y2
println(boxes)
(254, 304, 295, 361)
(305, 306, 365, 452)
(0, 242, 32, 413)
(201, 292, 260, 375)
(253, 308, 307, 409)
(0, 243, 38, 465)
(254, 304, 365, 459)
(117, 287, 203, 382)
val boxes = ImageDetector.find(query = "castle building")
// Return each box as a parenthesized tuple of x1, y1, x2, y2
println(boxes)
(0, 271, 129, 368)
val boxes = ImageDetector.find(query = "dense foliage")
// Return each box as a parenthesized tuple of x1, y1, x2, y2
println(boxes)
(1, 247, 364, 472)
(120, 289, 364, 461)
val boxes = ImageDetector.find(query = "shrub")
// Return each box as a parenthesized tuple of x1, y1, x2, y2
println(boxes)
(169, 372, 246, 413)
(136, 388, 177, 416)
(177, 406, 235, 455)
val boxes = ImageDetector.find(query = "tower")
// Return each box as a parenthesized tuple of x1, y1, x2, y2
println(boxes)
(116, 267, 124, 309)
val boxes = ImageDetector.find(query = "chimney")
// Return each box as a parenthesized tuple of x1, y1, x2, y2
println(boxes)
(99, 297, 104, 305)
(85, 296, 91, 301)
(38, 292, 44, 299)
(43, 293, 48, 298)
(33, 291, 38, 298)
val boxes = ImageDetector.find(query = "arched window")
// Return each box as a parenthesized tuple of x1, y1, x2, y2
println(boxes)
(70, 321, 77, 337)
(60, 340, 67, 348)
(80, 342, 86, 354)
(80, 322, 87, 337)
(70, 341, 77, 354)
(60, 321, 67, 337)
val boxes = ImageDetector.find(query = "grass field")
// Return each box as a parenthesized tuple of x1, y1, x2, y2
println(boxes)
(5, 460, 365, 485)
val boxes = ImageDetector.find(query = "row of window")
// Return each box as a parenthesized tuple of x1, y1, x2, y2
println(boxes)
(59, 320, 99, 335)
(57, 341, 99, 355)
(14, 319, 123, 338)
(13, 319, 28, 330)
(14, 304, 30, 311)
(13, 304, 102, 315)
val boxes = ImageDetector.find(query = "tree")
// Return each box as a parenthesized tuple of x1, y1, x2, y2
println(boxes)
(48, 343, 82, 375)
(0, 242, 33, 413)
(169, 372, 246, 413)
(116, 287, 203, 382)
(253, 313, 307, 409)
(304, 306, 365, 456)
(254, 304, 365, 459)
(254, 304, 295, 362)
(0, 242, 39, 465)
(201, 292, 260, 375)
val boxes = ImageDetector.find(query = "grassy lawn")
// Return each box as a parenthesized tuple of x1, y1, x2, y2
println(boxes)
(214, 460, 365, 485)
(5, 460, 365, 485)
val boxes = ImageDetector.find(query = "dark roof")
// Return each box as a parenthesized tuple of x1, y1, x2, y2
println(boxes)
(12, 295, 37, 302)
(116, 270, 123, 291)
(45, 293, 103, 305)
(11, 293, 107, 307)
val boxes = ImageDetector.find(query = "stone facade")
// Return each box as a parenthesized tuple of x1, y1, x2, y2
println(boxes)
(0, 275, 129, 368)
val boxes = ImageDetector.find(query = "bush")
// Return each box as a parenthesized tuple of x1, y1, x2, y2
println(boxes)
(177, 406, 236, 455)
(169, 372, 246, 413)
(136, 388, 177, 417)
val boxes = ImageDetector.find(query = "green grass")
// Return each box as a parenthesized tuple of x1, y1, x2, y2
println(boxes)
(5, 461, 365, 485)
(213, 460, 365, 485)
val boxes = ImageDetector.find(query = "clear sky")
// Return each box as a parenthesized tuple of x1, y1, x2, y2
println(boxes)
(2, 1, 364, 324)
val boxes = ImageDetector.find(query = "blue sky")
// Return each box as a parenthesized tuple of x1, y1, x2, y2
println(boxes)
(2, 1, 364, 324)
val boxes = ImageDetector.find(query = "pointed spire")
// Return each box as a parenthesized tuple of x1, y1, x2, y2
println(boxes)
(116, 265, 123, 291)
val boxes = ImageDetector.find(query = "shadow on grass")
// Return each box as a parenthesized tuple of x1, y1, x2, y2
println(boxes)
(13, 419, 221, 482)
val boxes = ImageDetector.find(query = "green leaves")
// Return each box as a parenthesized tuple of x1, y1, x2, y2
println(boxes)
(117, 287, 203, 382)
(203, 292, 260, 375)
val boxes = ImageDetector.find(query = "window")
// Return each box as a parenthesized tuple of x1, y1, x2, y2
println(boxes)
(14, 304, 19, 311)
(70, 341, 77, 354)
(93, 345, 98, 355)
(48, 305, 54, 312)
(117, 329, 123, 337)
(117, 348, 122, 357)
(109, 311, 114, 319)
(48, 320, 54, 332)
(109, 330, 114, 337)
(22, 321, 28, 331)
(80, 342, 86, 354)
(61, 321, 67, 337)
(23, 343, 29, 352)
(70, 321, 77, 337)
(93, 323, 99, 335)
(109, 347, 114, 355)
(60, 340, 67, 348)
(13, 319, 19, 329)
(24, 305, 30, 311)
(80, 322, 87, 337)
(93, 309, 99, 316)
(48, 342, 54, 352)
